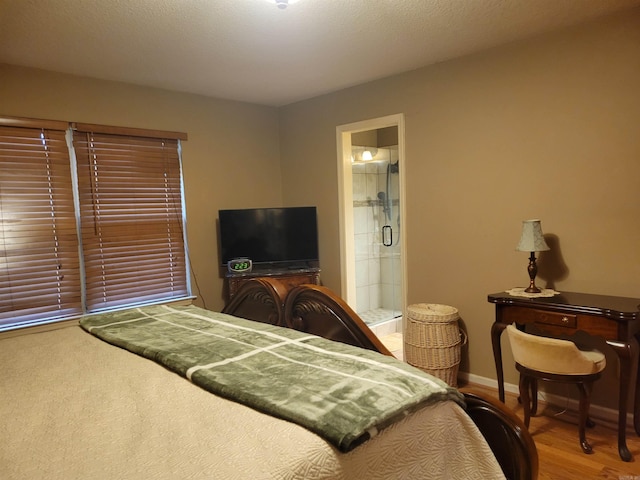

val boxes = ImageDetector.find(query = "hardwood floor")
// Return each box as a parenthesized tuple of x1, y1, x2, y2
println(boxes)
(460, 382, 640, 480)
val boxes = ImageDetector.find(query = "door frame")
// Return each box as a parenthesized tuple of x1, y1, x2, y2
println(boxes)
(335, 113, 407, 315)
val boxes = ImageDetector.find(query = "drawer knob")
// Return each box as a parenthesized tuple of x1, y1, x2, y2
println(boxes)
(562, 316, 569, 324)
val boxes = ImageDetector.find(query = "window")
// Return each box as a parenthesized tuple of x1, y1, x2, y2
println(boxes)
(0, 121, 82, 329)
(73, 127, 188, 312)
(0, 118, 190, 330)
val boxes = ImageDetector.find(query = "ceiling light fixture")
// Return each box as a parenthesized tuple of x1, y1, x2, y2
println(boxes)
(269, 0, 300, 9)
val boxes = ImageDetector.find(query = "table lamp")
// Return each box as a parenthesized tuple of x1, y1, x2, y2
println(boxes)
(516, 219, 550, 293)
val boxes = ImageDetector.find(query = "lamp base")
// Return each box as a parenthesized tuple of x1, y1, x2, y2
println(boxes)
(524, 284, 541, 294)
(525, 252, 542, 294)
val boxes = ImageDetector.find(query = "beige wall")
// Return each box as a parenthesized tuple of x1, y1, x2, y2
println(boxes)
(0, 64, 283, 310)
(1, 7, 639, 410)
(278, 8, 640, 407)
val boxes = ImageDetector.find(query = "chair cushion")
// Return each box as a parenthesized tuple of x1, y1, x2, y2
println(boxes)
(579, 349, 607, 373)
(506, 325, 606, 375)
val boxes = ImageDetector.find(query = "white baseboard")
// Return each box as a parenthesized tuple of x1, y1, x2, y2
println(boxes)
(459, 371, 633, 430)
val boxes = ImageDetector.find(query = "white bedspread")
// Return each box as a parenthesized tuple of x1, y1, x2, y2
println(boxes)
(0, 325, 505, 480)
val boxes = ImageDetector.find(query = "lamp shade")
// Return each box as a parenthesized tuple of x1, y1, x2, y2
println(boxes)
(516, 219, 550, 252)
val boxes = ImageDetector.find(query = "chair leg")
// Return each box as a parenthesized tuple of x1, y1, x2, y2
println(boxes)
(576, 382, 594, 454)
(516, 375, 538, 416)
(530, 378, 538, 416)
(519, 374, 532, 427)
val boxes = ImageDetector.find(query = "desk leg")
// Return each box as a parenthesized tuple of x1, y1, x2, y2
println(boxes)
(607, 338, 638, 462)
(491, 322, 507, 403)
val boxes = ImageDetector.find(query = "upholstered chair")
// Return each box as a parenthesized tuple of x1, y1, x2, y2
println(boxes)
(506, 324, 606, 454)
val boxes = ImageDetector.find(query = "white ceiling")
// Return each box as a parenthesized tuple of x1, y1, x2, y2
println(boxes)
(1, 0, 639, 106)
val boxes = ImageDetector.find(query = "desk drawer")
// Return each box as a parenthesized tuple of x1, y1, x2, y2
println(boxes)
(503, 306, 577, 329)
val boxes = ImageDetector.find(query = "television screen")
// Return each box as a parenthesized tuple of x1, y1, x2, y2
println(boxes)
(219, 206, 319, 267)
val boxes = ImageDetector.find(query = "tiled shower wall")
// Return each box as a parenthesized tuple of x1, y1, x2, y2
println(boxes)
(352, 147, 401, 322)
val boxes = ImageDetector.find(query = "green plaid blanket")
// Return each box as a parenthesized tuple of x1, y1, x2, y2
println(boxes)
(80, 304, 463, 452)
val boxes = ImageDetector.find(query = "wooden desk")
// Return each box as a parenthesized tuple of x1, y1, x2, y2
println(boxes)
(488, 291, 640, 462)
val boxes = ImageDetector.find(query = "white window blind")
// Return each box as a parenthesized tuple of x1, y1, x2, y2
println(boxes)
(0, 123, 82, 329)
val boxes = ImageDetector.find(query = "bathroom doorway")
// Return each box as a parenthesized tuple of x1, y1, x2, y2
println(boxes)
(336, 114, 406, 335)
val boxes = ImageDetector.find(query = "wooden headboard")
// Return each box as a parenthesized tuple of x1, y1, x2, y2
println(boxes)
(222, 277, 392, 356)
(221, 277, 288, 326)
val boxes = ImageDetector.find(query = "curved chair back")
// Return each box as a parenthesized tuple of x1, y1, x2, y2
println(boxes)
(284, 284, 393, 356)
(462, 390, 539, 480)
(506, 325, 605, 375)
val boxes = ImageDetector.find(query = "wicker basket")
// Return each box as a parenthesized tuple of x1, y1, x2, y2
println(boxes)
(406, 303, 459, 323)
(420, 365, 461, 387)
(405, 330, 467, 386)
(404, 338, 462, 366)
(404, 318, 460, 348)
(404, 303, 464, 386)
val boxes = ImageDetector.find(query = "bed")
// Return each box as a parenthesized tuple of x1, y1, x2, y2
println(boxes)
(0, 279, 526, 480)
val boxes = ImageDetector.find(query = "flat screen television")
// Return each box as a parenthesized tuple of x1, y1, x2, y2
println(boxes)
(218, 206, 319, 268)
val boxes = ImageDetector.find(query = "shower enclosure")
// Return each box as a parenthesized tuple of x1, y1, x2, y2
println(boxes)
(351, 144, 402, 327)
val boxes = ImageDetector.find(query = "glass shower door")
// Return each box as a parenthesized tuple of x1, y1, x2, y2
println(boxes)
(351, 143, 402, 327)
(379, 146, 402, 323)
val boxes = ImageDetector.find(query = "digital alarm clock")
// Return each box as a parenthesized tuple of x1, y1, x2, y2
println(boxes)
(228, 258, 252, 273)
